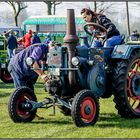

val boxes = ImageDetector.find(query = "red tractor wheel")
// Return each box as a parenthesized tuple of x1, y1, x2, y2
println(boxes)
(1, 69, 13, 83)
(113, 50, 140, 118)
(8, 87, 37, 122)
(71, 89, 99, 127)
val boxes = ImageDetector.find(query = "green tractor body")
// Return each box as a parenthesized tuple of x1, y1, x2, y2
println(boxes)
(0, 35, 13, 83)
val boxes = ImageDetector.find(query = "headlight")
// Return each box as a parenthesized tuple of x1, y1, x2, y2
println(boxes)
(26, 57, 34, 66)
(72, 57, 79, 66)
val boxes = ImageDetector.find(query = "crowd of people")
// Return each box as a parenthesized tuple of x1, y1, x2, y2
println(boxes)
(3, 29, 51, 60)
(3, 29, 52, 90)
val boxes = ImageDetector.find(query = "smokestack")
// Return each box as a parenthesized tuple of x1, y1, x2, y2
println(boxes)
(64, 9, 79, 87)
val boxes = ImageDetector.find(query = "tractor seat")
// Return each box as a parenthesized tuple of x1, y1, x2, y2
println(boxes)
(120, 34, 125, 44)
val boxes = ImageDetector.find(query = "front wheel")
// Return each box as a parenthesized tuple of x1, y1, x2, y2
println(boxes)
(8, 87, 37, 123)
(113, 50, 140, 118)
(71, 89, 99, 127)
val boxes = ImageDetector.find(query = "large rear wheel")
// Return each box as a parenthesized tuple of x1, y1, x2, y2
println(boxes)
(113, 50, 140, 118)
(8, 87, 37, 122)
(71, 89, 99, 127)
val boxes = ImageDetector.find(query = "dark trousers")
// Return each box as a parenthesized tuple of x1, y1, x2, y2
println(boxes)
(8, 64, 38, 90)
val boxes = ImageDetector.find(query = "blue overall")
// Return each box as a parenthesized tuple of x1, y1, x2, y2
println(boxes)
(8, 44, 48, 90)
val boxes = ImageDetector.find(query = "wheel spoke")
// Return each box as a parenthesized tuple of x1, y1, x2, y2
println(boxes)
(131, 100, 136, 107)
(135, 61, 140, 71)
(131, 60, 140, 73)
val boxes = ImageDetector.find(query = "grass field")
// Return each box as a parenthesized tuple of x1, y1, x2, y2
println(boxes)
(0, 79, 140, 138)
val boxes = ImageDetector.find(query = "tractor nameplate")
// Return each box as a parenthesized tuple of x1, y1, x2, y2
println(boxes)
(48, 68, 60, 76)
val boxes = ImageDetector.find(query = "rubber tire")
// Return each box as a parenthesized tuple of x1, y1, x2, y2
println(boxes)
(8, 87, 37, 123)
(71, 89, 99, 127)
(113, 50, 140, 118)
(101, 72, 113, 98)
(1, 69, 13, 83)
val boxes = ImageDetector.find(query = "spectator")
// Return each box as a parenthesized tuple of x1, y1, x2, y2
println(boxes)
(130, 30, 140, 41)
(43, 32, 52, 44)
(22, 29, 32, 48)
(7, 30, 18, 59)
(13, 38, 24, 55)
(31, 32, 41, 44)
(3, 29, 12, 39)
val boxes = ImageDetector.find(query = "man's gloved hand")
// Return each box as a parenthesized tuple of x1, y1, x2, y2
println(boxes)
(41, 74, 48, 82)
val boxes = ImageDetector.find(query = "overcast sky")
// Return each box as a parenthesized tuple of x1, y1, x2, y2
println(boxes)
(0, 2, 140, 17)
(26, 2, 140, 17)
(25, 2, 94, 16)
(0, 1, 140, 31)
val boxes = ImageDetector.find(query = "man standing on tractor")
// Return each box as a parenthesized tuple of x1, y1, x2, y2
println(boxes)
(8, 43, 49, 91)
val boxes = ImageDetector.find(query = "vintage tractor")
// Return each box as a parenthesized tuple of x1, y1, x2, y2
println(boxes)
(8, 9, 140, 127)
(0, 34, 13, 83)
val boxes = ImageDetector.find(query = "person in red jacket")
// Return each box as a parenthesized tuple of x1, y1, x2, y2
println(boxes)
(22, 29, 32, 48)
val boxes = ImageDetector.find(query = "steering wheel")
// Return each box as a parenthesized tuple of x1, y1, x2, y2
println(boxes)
(84, 22, 107, 39)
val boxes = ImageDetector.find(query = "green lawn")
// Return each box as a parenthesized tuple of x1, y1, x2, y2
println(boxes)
(0, 79, 140, 138)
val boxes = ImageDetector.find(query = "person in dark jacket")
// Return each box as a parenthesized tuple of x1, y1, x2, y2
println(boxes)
(8, 43, 48, 90)
(81, 8, 123, 62)
(31, 32, 41, 44)
(81, 8, 122, 47)
(130, 30, 140, 41)
(7, 30, 18, 59)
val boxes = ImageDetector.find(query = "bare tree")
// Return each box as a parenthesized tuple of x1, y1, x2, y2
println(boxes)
(44, 1, 62, 15)
(44, 1, 52, 15)
(90, 1, 116, 14)
(52, 1, 62, 15)
(93, 1, 97, 12)
(5, 2, 27, 26)
(96, 2, 115, 14)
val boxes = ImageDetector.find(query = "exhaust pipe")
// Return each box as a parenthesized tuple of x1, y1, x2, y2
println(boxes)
(64, 9, 79, 87)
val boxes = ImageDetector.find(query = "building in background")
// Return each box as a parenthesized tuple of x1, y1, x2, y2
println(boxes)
(23, 15, 85, 42)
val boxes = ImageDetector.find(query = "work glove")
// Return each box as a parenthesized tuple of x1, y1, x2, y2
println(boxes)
(41, 74, 48, 82)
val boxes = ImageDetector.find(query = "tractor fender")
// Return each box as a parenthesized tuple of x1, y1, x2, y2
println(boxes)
(111, 44, 140, 59)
